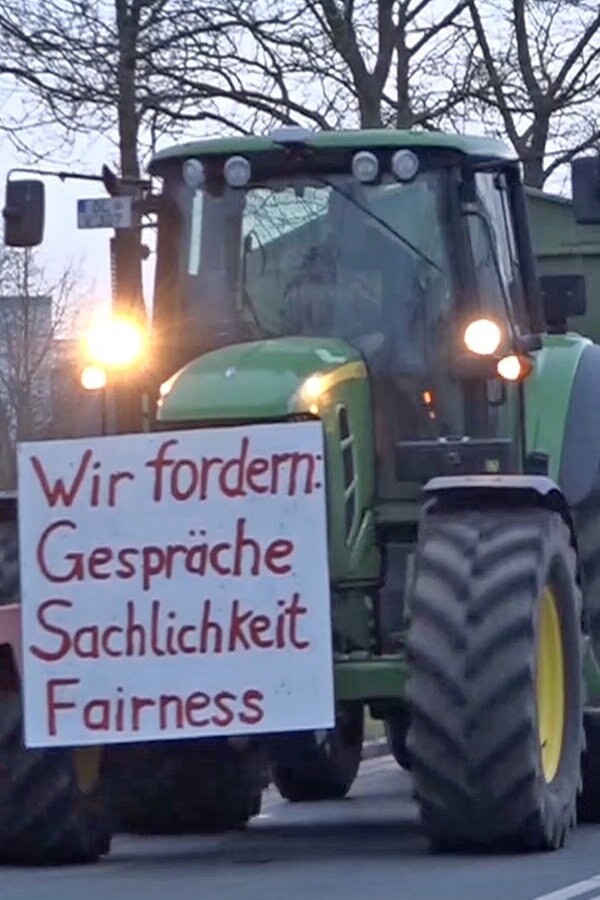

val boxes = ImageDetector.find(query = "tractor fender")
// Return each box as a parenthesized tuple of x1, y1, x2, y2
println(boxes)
(559, 344, 600, 509)
(421, 474, 575, 546)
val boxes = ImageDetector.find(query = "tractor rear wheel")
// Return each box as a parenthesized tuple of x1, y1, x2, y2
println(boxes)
(0, 690, 112, 864)
(270, 703, 363, 802)
(104, 738, 266, 834)
(407, 507, 583, 851)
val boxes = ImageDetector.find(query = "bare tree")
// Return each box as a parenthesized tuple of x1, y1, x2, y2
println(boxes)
(195, 1, 472, 132)
(465, 0, 600, 188)
(0, 0, 259, 322)
(0, 246, 80, 487)
(0, 0, 476, 154)
(4, 0, 598, 199)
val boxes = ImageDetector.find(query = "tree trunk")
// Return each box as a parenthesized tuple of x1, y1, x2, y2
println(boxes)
(115, 0, 140, 181)
(113, 0, 144, 318)
(395, 25, 413, 129)
(521, 116, 549, 188)
(359, 90, 383, 128)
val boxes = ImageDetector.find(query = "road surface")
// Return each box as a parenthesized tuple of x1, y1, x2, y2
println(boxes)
(4, 755, 600, 900)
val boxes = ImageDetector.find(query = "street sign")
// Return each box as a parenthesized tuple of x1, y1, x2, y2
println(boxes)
(77, 196, 132, 230)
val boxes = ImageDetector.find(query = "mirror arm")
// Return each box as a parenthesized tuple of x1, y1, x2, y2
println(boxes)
(7, 166, 150, 191)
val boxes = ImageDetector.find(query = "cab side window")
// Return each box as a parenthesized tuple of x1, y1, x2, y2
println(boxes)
(467, 171, 526, 332)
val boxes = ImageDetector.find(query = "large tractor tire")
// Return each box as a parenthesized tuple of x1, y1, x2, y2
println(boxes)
(270, 702, 363, 802)
(0, 517, 112, 864)
(104, 738, 267, 834)
(406, 507, 583, 852)
(0, 690, 112, 864)
(0, 520, 19, 607)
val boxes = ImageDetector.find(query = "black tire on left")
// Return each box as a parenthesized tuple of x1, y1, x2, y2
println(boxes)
(0, 690, 112, 865)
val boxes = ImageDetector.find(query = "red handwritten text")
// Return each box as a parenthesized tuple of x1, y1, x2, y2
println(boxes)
(46, 678, 264, 736)
(36, 517, 294, 589)
(30, 594, 310, 663)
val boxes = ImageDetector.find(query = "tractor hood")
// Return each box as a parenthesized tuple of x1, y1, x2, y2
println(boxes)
(157, 336, 366, 422)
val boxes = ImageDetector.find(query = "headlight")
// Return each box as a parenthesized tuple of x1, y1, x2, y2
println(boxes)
(464, 318, 502, 356)
(352, 151, 379, 183)
(83, 315, 145, 369)
(497, 354, 533, 382)
(224, 155, 251, 188)
(300, 375, 324, 402)
(80, 365, 107, 391)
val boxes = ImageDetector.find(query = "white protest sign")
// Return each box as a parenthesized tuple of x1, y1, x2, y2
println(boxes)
(17, 422, 334, 748)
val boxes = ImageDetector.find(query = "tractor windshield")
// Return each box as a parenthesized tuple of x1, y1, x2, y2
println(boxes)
(170, 168, 457, 376)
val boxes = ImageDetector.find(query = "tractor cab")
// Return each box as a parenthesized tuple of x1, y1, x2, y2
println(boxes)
(150, 129, 547, 497)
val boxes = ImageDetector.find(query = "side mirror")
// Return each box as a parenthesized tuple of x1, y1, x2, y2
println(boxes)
(539, 274, 586, 332)
(571, 157, 600, 225)
(2, 179, 45, 247)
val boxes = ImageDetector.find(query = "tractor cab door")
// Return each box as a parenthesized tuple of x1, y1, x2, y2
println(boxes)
(374, 167, 529, 500)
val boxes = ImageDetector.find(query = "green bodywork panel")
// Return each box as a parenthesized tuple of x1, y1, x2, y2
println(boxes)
(158, 336, 380, 585)
(159, 336, 356, 420)
(151, 128, 516, 168)
(334, 656, 407, 702)
(525, 332, 591, 482)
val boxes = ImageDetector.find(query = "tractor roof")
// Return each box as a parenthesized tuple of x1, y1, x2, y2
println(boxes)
(151, 127, 516, 169)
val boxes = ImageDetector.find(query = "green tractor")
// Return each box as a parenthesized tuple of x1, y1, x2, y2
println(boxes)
(2, 127, 600, 861)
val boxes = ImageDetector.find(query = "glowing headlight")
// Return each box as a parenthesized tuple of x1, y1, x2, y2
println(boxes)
(300, 375, 324, 402)
(80, 365, 107, 391)
(296, 375, 326, 416)
(83, 316, 145, 370)
(497, 354, 533, 382)
(464, 318, 502, 356)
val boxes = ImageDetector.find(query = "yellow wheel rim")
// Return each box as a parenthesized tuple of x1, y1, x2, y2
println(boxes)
(73, 746, 103, 795)
(536, 587, 565, 783)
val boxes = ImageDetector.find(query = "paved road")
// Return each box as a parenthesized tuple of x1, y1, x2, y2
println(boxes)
(4, 755, 600, 900)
